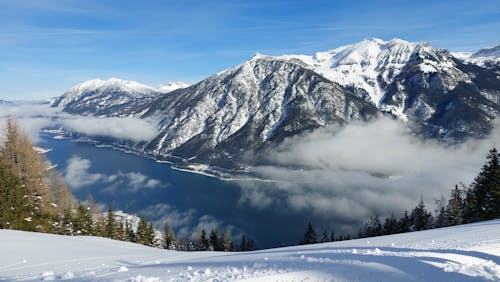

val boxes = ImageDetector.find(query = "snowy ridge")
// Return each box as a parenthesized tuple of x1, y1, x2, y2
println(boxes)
(268, 38, 420, 106)
(1, 220, 500, 281)
(58, 78, 156, 108)
(52, 78, 163, 116)
(453, 45, 500, 66)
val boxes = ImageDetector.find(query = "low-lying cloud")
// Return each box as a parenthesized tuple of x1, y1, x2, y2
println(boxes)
(138, 203, 241, 240)
(65, 155, 163, 193)
(60, 116, 157, 142)
(0, 102, 158, 142)
(239, 117, 500, 233)
(65, 155, 110, 188)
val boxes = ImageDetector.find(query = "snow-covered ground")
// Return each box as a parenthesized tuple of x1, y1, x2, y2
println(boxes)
(1, 220, 500, 281)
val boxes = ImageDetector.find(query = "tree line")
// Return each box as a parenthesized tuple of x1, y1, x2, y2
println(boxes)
(162, 222, 255, 251)
(0, 118, 253, 251)
(300, 147, 500, 244)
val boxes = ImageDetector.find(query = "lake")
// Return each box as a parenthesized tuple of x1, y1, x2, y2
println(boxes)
(39, 133, 327, 248)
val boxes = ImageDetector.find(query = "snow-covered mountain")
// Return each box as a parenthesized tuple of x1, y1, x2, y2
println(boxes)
(1, 220, 500, 281)
(53, 39, 500, 173)
(453, 45, 500, 66)
(138, 56, 379, 169)
(278, 38, 419, 107)
(52, 78, 161, 116)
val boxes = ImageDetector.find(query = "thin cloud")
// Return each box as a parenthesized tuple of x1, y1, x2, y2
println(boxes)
(64, 155, 163, 193)
(138, 203, 241, 240)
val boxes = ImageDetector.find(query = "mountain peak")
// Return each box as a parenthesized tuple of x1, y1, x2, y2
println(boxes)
(69, 78, 156, 96)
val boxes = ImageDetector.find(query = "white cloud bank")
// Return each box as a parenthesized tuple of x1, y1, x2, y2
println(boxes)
(0, 102, 158, 142)
(60, 116, 158, 142)
(239, 117, 500, 230)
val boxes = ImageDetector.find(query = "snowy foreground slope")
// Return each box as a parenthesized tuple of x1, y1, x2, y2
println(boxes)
(1, 221, 500, 281)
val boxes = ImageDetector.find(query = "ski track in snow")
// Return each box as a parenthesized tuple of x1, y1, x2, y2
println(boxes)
(1, 220, 500, 281)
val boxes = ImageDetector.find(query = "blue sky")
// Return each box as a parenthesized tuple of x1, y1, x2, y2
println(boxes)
(1, 0, 499, 100)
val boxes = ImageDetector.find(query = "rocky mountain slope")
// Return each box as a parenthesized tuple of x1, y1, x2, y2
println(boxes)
(52, 39, 500, 173)
(52, 78, 189, 116)
(139, 56, 379, 169)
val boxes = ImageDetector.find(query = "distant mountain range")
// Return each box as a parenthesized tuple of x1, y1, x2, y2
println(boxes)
(52, 38, 500, 176)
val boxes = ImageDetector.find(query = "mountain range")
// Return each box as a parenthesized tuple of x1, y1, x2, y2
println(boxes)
(52, 38, 500, 175)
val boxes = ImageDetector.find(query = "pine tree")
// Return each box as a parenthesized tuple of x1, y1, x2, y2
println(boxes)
(197, 229, 209, 251)
(412, 198, 433, 231)
(247, 239, 255, 251)
(363, 215, 382, 237)
(105, 205, 115, 238)
(300, 222, 317, 245)
(383, 214, 398, 235)
(330, 230, 335, 242)
(147, 223, 157, 247)
(209, 229, 221, 251)
(398, 210, 411, 233)
(222, 229, 232, 251)
(163, 221, 176, 250)
(136, 216, 148, 245)
(239, 235, 248, 251)
(74, 203, 93, 235)
(125, 220, 136, 242)
(320, 230, 329, 243)
(469, 148, 500, 220)
(433, 195, 449, 228)
(446, 185, 464, 225)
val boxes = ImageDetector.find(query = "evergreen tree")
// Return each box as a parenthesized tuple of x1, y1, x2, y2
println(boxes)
(382, 214, 398, 235)
(320, 230, 329, 243)
(469, 148, 500, 220)
(398, 210, 411, 233)
(330, 230, 335, 242)
(446, 185, 464, 225)
(222, 229, 233, 251)
(463, 187, 476, 223)
(147, 223, 157, 247)
(163, 221, 176, 250)
(125, 220, 136, 242)
(433, 195, 449, 228)
(239, 235, 248, 251)
(136, 216, 148, 245)
(105, 204, 115, 239)
(209, 229, 221, 251)
(197, 229, 209, 251)
(300, 222, 317, 245)
(412, 198, 433, 231)
(247, 239, 255, 251)
(75, 203, 93, 235)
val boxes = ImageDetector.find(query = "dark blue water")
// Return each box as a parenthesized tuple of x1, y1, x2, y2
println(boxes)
(39, 133, 321, 248)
